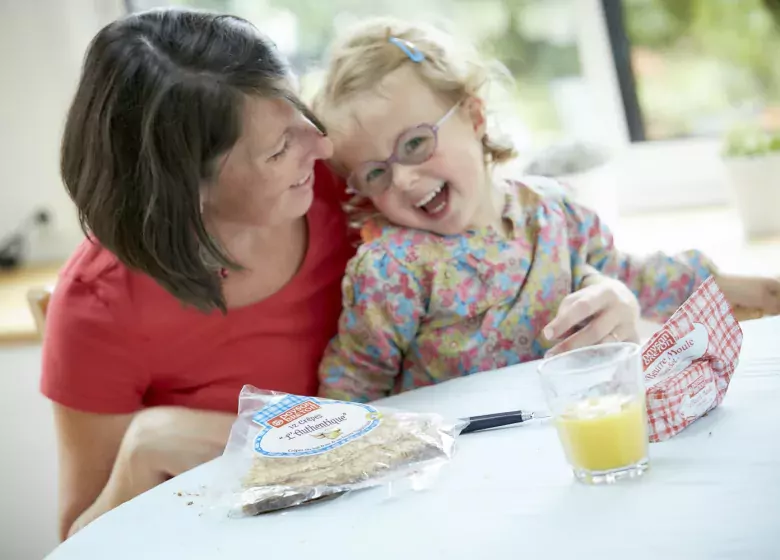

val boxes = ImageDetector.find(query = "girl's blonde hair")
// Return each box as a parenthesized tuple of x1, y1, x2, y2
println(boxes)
(311, 16, 517, 234)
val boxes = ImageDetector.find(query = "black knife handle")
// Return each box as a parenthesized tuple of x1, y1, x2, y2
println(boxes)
(461, 410, 529, 434)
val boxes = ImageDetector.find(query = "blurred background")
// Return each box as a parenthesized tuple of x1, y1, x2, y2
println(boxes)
(135, 0, 780, 143)
(1, 1, 779, 558)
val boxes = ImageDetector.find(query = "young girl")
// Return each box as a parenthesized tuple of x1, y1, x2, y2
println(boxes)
(313, 18, 780, 403)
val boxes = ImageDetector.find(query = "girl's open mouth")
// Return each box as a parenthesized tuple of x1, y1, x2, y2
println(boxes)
(416, 182, 450, 217)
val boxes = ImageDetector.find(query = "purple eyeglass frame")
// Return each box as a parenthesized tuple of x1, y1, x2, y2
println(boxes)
(346, 102, 461, 196)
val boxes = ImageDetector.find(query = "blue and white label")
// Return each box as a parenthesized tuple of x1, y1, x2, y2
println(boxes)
(251, 395, 382, 458)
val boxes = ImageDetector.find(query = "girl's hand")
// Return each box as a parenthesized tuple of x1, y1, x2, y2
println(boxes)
(714, 273, 780, 320)
(543, 274, 640, 356)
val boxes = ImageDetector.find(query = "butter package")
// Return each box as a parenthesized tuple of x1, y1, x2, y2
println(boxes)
(641, 277, 743, 442)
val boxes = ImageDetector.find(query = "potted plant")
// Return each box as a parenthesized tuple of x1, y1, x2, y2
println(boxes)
(721, 127, 780, 238)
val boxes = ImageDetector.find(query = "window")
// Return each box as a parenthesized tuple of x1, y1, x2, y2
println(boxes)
(126, 0, 772, 211)
(607, 0, 780, 141)
(127, 0, 587, 150)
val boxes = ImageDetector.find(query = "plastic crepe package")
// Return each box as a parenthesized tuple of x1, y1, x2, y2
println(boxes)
(641, 276, 743, 442)
(220, 385, 465, 516)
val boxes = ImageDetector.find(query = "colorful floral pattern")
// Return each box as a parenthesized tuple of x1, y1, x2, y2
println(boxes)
(319, 177, 716, 403)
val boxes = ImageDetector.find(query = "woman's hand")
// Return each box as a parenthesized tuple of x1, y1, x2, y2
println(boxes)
(122, 406, 235, 479)
(68, 407, 234, 538)
(543, 274, 640, 356)
(714, 273, 780, 320)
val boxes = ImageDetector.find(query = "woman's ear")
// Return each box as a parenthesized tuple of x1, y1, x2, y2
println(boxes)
(464, 96, 487, 138)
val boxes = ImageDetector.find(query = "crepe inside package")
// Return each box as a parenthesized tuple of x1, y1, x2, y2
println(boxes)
(220, 386, 464, 516)
(641, 276, 743, 442)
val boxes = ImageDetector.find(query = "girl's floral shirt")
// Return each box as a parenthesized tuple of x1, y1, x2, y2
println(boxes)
(318, 177, 715, 402)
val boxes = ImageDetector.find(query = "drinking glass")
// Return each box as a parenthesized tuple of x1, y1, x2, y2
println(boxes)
(538, 343, 649, 484)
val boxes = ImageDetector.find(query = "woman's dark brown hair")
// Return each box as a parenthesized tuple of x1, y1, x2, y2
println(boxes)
(61, 8, 323, 312)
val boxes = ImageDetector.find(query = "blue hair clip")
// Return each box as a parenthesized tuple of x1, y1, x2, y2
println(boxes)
(388, 37, 425, 63)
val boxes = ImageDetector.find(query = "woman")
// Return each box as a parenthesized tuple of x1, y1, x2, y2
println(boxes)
(44, 8, 645, 539)
(44, 8, 354, 538)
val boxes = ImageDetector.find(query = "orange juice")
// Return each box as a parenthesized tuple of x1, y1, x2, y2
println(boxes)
(555, 395, 648, 472)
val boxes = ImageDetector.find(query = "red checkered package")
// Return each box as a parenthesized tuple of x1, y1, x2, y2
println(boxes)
(641, 276, 743, 442)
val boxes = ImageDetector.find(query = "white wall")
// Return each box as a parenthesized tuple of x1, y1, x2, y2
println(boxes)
(0, 345, 59, 560)
(0, 3, 125, 558)
(0, 0, 125, 265)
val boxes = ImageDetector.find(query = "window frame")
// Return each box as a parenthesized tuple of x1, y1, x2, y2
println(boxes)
(601, 0, 646, 143)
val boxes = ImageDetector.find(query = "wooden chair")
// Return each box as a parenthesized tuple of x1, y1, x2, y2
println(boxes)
(26, 285, 53, 338)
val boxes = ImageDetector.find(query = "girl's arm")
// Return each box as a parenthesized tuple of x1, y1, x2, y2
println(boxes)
(318, 248, 425, 403)
(563, 199, 716, 323)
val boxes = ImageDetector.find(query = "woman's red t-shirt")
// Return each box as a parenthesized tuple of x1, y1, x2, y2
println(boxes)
(40, 162, 356, 414)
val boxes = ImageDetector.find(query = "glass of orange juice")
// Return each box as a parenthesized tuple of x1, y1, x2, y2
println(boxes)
(538, 343, 648, 484)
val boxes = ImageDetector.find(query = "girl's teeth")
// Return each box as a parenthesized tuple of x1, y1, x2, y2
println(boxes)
(415, 184, 443, 208)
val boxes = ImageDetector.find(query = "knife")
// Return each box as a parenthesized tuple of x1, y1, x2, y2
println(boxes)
(460, 410, 549, 434)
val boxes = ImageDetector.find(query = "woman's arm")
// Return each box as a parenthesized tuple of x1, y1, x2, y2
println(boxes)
(56, 404, 235, 540)
(53, 404, 134, 540)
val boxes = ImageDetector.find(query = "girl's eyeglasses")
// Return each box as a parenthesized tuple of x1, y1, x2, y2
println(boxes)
(347, 102, 460, 197)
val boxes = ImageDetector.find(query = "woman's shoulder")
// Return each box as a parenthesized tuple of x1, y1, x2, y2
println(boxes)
(58, 238, 119, 283)
(51, 239, 186, 333)
(54, 239, 133, 313)
(42, 240, 152, 413)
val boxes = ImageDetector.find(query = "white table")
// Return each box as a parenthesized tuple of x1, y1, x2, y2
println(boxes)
(47, 317, 780, 560)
